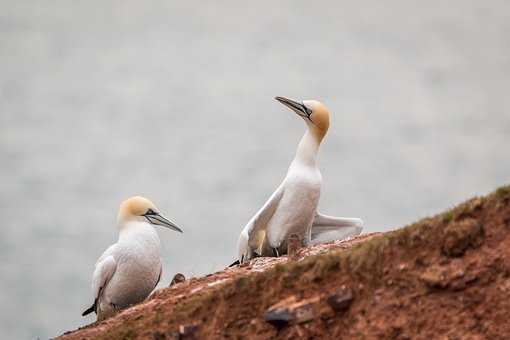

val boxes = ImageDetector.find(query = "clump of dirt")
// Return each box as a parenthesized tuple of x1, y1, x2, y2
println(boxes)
(442, 217, 484, 257)
(59, 185, 510, 340)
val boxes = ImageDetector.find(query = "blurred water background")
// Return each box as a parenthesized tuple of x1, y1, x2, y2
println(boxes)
(1, 1, 509, 338)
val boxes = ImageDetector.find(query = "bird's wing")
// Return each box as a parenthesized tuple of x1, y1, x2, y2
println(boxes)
(240, 183, 285, 254)
(153, 264, 162, 290)
(82, 245, 118, 316)
(147, 264, 163, 299)
(309, 212, 363, 245)
(91, 253, 117, 303)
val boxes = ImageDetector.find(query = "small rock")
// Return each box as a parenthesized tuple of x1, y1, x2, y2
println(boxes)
(420, 267, 448, 289)
(326, 286, 354, 312)
(179, 324, 199, 339)
(263, 309, 294, 328)
(293, 303, 314, 323)
(170, 273, 186, 286)
(263, 296, 319, 327)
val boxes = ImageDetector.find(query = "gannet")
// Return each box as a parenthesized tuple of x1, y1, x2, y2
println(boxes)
(237, 97, 363, 263)
(82, 196, 182, 321)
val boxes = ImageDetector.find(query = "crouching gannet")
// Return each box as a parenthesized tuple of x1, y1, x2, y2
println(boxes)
(82, 196, 182, 321)
(237, 97, 363, 263)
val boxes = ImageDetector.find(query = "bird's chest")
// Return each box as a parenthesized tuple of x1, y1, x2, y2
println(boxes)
(266, 170, 321, 243)
(118, 237, 161, 279)
(105, 238, 161, 306)
(282, 168, 321, 210)
(120, 244, 160, 274)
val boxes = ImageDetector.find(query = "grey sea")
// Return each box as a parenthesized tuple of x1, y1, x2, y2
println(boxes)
(1, 1, 509, 338)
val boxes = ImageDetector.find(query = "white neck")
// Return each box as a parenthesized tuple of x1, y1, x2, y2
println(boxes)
(118, 220, 159, 242)
(293, 129, 320, 167)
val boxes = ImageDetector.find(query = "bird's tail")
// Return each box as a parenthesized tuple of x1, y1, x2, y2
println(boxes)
(228, 259, 240, 267)
(81, 300, 97, 316)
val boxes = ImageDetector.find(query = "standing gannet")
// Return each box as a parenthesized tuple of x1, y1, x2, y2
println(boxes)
(237, 97, 363, 263)
(82, 196, 182, 321)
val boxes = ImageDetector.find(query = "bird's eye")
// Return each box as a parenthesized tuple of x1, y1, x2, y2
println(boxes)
(145, 209, 157, 216)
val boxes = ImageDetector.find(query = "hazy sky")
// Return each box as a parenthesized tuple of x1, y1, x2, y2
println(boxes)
(1, 1, 509, 338)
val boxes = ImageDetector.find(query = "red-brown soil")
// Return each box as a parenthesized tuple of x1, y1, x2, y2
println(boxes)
(59, 185, 510, 340)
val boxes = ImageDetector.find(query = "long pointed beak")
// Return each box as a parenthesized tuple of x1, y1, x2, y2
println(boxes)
(145, 213, 183, 233)
(275, 96, 309, 119)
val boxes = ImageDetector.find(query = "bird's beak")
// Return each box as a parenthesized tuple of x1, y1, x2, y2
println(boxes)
(145, 213, 183, 233)
(275, 96, 310, 120)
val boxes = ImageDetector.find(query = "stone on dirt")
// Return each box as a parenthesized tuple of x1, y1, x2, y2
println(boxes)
(170, 273, 186, 286)
(179, 323, 199, 339)
(263, 295, 320, 327)
(326, 286, 354, 313)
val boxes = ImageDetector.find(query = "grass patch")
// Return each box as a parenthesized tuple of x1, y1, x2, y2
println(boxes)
(495, 185, 510, 200)
(442, 209, 455, 224)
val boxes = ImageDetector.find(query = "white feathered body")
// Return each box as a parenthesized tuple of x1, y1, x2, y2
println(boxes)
(238, 124, 364, 263)
(94, 221, 161, 319)
(263, 161, 322, 252)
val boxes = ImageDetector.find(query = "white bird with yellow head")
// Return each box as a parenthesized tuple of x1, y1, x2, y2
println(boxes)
(237, 97, 363, 263)
(82, 196, 182, 321)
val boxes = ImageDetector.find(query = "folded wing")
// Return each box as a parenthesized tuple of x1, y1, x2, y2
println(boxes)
(82, 246, 117, 316)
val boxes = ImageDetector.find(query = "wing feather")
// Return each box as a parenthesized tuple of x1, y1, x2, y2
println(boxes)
(309, 212, 363, 245)
(238, 183, 284, 259)
(83, 247, 117, 316)
(91, 252, 117, 302)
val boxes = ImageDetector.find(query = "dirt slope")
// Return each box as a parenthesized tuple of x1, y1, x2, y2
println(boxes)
(59, 185, 510, 339)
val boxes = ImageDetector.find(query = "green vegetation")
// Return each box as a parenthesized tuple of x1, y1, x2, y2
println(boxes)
(495, 185, 510, 200)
